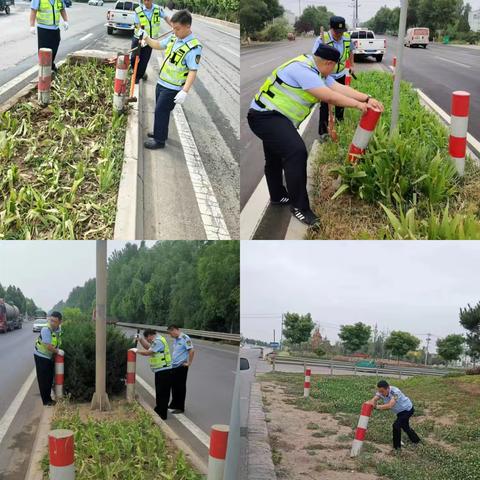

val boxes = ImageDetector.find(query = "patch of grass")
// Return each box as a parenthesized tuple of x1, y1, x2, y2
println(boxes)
(311, 428, 337, 438)
(306, 422, 320, 430)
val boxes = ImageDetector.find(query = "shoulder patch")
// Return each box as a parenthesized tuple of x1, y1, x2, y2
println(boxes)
(195, 54, 201, 64)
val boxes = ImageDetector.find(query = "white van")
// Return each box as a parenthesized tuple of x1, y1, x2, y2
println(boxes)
(404, 27, 430, 48)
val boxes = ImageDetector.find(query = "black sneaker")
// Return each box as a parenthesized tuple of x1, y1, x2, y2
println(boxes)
(144, 139, 165, 149)
(271, 196, 290, 206)
(170, 409, 184, 414)
(290, 207, 320, 226)
(44, 400, 56, 406)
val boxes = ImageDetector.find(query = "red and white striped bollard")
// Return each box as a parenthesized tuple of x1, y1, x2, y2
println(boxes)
(38, 48, 52, 106)
(350, 402, 374, 457)
(126, 348, 136, 402)
(347, 108, 382, 163)
(449, 91, 470, 176)
(345, 59, 352, 86)
(304, 368, 311, 398)
(207, 424, 229, 480)
(49, 429, 75, 479)
(55, 350, 64, 399)
(113, 53, 129, 113)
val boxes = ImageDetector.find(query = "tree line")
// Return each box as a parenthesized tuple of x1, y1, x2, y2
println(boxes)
(159, 0, 239, 23)
(54, 241, 240, 333)
(240, 0, 287, 40)
(0, 283, 39, 316)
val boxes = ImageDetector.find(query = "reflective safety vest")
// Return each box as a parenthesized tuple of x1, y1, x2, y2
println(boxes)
(254, 55, 320, 128)
(159, 35, 202, 88)
(36, 0, 63, 27)
(322, 31, 351, 74)
(134, 5, 161, 39)
(149, 335, 172, 371)
(35, 326, 62, 358)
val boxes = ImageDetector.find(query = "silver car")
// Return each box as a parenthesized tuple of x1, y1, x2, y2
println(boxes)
(33, 318, 48, 333)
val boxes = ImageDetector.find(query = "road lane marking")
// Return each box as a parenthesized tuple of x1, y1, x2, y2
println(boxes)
(136, 375, 210, 448)
(217, 44, 240, 57)
(0, 369, 36, 446)
(0, 65, 37, 97)
(434, 55, 471, 68)
(250, 55, 284, 69)
(80, 33, 93, 41)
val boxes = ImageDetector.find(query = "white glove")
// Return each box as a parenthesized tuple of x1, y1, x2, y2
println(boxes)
(30, 26, 36, 35)
(140, 29, 149, 40)
(62, 21, 69, 31)
(174, 89, 188, 105)
(57, 349, 65, 356)
(130, 348, 138, 353)
(140, 39, 147, 48)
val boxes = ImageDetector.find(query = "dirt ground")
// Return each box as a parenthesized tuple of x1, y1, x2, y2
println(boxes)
(261, 382, 389, 480)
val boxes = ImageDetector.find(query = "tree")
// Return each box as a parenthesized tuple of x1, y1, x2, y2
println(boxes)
(339, 322, 372, 354)
(282, 312, 315, 345)
(436, 334, 464, 364)
(459, 302, 480, 366)
(294, 5, 333, 35)
(385, 331, 420, 363)
(240, 0, 283, 37)
(457, 2, 472, 32)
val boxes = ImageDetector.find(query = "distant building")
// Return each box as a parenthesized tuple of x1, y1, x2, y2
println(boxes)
(284, 9, 296, 26)
(468, 9, 480, 32)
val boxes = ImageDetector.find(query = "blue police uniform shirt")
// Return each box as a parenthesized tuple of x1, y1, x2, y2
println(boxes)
(149, 335, 172, 372)
(158, 33, 202, 91)
(31, 0, 67, 30)
(313, 32, 346, 80)
(34, 325, 60, 360)
(133, 5, 165, 25)
(376, 386, 413, 414)
(171, 333, 193, 368)
(250, 54, 335, 112)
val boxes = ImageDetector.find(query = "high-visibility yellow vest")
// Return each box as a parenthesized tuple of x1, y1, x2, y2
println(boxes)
(35, 326, 62, 358)
(254, 55, 319, 128)
(134, 5, 161, 39)
(36, 0, 63, 27)
(149, 335, 172, 371)
(159, 35, 202, 88)
(322, 31, 351, 74)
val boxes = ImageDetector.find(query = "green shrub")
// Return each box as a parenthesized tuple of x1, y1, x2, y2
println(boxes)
(466, 367, 480, 375)
(257, 19, 289, 41)
(62, 321, 134, 401)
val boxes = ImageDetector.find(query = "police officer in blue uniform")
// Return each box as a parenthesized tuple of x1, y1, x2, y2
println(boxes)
(313, 16, 354, 138)
(130, 0, 171, 83)
(167, 324, 194, 414)
(368, 380, 421, 450)
(139, 9, 202, 150)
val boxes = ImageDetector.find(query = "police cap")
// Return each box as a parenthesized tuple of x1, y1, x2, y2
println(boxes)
(330, 16, 347, 32)
(314, 44, 341, 62)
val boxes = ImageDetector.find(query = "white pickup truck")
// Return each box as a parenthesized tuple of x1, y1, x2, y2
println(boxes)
(350, 29, 386, 62)
(106, 0, 140, 35)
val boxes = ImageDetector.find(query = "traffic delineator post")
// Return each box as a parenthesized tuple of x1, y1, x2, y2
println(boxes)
(347, 108, 382, 163)
(54, 350, 64, 399)
(126, 348, 136, 402)
(392, 56, 397, 80)
(345, 59, 352, 86)
(113, 53, 129, 113)
(38, 48, 52, 106)
(350, 402, 374, 457)
(303, 368, 311, 398)
(449, 91, 470, 176)
(207, 424, 229, 480)
(49, 429, 75, 479)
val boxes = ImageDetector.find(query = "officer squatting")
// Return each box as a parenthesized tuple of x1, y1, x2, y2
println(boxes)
(248, 16, 384, 227)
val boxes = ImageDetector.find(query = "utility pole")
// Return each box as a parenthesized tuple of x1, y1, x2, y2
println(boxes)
(298, 0, 301, 17)
(273, 329, 276, 343)
(91, 240, 111, 411)
(425, 333, 431, 366)
(355, 0, 359, 28)
(280, 314, 284, 350)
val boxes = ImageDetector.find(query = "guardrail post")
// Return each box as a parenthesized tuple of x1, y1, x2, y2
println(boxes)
(398, 368, 402, 379)
(38, 48, 52, 106)
(207, 425, 228, 480)
(347, 108, 382, 163)
(113, 53, 129, 113)
(330, 361, 333, 376)
(49, 429, 75, 479)
(54, 350, 65, 399)
(354, 365, 357, 376)
(303, 368, 311, 398)
(126, 348, 136, 402)
(449, 90, 470, 176)
(350, 402, 373, 457)
(272, 355, 275, 372)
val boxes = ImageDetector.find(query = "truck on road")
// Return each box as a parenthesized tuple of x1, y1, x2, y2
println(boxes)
(404, 27, 430, 48)
(0, 302, 21, 333)
(350, 29, 386, 62)
(105, 0, 139, 35)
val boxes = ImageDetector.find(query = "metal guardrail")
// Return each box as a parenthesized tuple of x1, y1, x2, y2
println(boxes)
(115, 322, 240, 344)
(269, 356, 460, 377)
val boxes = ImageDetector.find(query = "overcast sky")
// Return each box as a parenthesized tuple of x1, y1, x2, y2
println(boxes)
(241, 241, 479, 351)
(281, 0, 480, 25)
(0, 241, 155, 311)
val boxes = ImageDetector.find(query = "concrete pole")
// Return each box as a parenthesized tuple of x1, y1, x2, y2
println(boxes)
(390, 0, 409, 136)
(91, 240, 111, 411)
(223, 357, 240, 479)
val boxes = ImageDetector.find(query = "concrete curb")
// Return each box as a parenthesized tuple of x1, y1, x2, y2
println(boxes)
(191, 12, 239, 31)
(113, 79, 143, 240)
(24, 406, 54, 480)
(247, 382, 277, 480)
(136, 395, 208, 476)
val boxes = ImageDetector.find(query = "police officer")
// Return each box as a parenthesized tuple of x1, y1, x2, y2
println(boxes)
(314, 16, 354, 138)
(167, 324, 194, 414)
(33, 311, 63, 406)
(247, 44, 383, 226)
(139, 9, 202, 149)
(130, 0, 171, 83)
(136, 328, 172, 419)
(30, 0, 69, 73)
(367, 380, 421, 450)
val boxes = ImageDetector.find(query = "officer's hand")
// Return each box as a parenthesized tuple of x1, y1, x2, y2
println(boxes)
(368, 98, 384, 113)
(30, 26, 36, 35)
(62, 21, 69, 31)
(183, 362, 189, 367)
(130, 348, 138, 353)
(174, 89, 188, 105)
(57, 349, 65, 356)
(140, 29, 149, 40)
(356, 101, 368, 114)
(140, 39, 147, 48)
(134, 334, 140, 340)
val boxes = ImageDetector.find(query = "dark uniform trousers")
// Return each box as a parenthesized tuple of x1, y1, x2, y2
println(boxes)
(319, 74, 346, 135)
(37, 27, 61, 71)
(153, 84, 178, 143)
(393, 407, 421, 449)
(248, 109, 310, 211)
(154, 368, 172, 419)
(34, 354, 54, 405)
(130, 36, 153, 82)
(169, 365, 189, 411)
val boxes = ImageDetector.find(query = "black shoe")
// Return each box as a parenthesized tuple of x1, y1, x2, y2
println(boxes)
(44, 400, 56, 406)
(154, 406, 167, 419)
(147, 132, 155, 138)
(170, 409, 184, 414)
(270, 196, 290, 206)
(318, 133, 329, 143)
(290, 207, 320, 227)
(144, 139, 165, 149)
